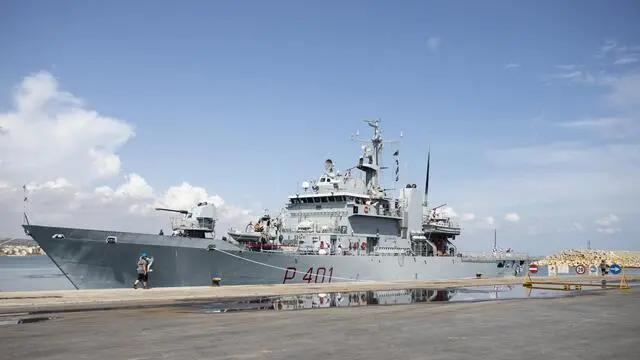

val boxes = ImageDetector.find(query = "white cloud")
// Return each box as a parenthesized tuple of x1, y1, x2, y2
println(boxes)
(486, 141, 640, 168)
(0, 72, 254, 238)
(446, 40, 640, 252)
(438, 206, 457, 218)
(443, 139, 640, 237)
(596, 214, 619, 227)
(504, 63, 520, 71)
(597, 227, 621, 234)
(555, 64, 578, 71)
(504, 213, 520, 222)
(557, 117, 628, 128)
(0, 71, 134, 186)
(484, 216, 494, 227)
(427, 37, 441, 53)
(542, 70, 597, 85)
(460, 213, 476, 222)
(432, 206, 478, 224)
(599, 39, 618, 56)
(614, 57, 639, 65)
(557, 117, 637, 138)
(605, 72, 640, 109)
(596, 39, 640, 66)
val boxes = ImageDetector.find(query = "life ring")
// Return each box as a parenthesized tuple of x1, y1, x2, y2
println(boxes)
(364, 205, 369, 214)
(361, 242, 366, 250)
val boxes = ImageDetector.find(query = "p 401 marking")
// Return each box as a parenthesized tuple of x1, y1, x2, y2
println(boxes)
(283, 266, 334, 284)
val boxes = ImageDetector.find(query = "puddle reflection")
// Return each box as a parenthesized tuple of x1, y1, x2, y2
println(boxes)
(191, 285, 581, 314)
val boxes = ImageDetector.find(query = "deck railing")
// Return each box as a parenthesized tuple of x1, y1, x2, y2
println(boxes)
(459, 251, 531, 262)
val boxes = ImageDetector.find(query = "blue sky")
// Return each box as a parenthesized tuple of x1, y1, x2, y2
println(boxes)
(1, 1, 639, 254)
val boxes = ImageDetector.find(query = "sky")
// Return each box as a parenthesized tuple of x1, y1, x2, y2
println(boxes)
(0, 1, 639, 255)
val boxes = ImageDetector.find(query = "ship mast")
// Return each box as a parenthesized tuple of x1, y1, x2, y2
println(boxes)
(352, 119, 401, 198)
(423, 147, 430, 208)
(493, 228, 497, 251)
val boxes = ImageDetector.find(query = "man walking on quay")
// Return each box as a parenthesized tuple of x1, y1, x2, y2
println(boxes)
(133, 252, 151, 289)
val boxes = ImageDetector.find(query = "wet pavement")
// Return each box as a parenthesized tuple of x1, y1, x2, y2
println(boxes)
(1, 281, 634, 321)
(0, 284, 637, 360)
(188, 284, 584, 314)
(182, 279, 640, 314)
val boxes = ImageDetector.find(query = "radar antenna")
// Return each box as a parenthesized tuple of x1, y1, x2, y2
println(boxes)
(349, 119, 404, 197)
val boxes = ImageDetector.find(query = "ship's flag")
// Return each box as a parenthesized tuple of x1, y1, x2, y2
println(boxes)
(393, 149, 400, 181)
(22, 184, 27, 202)
(394, 158, 399, 182)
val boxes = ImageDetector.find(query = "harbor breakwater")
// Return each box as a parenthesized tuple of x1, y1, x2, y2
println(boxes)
(0, 245, 44, 256)
(0, 238, 43, 256)
(535, 249, 640, 268)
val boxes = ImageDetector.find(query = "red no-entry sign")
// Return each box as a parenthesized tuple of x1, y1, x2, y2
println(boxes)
(528, 263, 538, 274)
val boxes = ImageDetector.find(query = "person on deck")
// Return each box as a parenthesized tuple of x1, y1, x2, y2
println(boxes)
(133, 253, 150, 289)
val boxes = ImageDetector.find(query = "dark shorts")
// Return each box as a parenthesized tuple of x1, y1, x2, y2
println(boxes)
(137, 273, 148, 282)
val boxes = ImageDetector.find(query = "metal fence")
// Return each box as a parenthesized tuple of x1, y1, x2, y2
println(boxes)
(460, 251, 532, 262)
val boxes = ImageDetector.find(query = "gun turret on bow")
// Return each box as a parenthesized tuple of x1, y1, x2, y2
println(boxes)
(155, 207, 189, 215)
(156, 201, 218, 239)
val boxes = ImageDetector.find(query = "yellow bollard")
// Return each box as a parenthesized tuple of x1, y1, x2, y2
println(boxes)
(619, 259, 630, 290)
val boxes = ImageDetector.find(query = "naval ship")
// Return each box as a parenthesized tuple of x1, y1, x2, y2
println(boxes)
(23, 119, 531, 289)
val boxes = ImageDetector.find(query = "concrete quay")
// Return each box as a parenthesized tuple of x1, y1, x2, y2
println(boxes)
(0, 284, 638, 360)
(1, 274, 637, 314)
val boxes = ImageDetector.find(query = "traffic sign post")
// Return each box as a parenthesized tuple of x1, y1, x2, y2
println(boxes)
(610, 263, 622, 275)
(522, 261, 630, 291)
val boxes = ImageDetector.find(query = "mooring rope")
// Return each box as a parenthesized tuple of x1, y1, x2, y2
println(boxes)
(211, 247, 367, 282)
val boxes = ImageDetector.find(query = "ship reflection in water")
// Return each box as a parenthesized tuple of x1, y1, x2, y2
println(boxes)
(191, 285, 577, 314)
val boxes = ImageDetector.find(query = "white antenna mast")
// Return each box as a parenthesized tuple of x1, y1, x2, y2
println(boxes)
(22, 184, 31, 229)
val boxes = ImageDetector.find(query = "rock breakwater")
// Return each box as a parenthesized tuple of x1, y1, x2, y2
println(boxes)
(535, 249, 640, 268)
(0, 245, 44, 256)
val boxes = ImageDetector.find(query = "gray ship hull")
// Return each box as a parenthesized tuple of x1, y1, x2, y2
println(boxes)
(24, 225, 528, 289)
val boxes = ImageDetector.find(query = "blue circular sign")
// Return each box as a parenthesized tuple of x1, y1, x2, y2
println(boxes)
(589, 265, 597, 273)
(610, 263, 622, 275)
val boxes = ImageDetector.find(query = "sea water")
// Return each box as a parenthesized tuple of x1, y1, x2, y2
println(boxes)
(0, 256, 74, 292)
